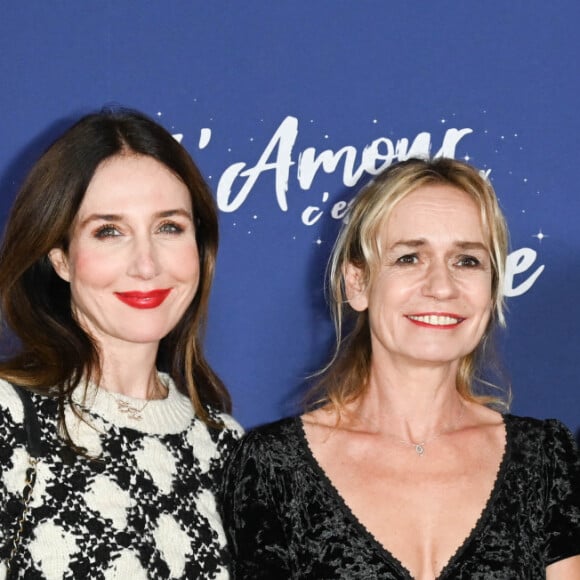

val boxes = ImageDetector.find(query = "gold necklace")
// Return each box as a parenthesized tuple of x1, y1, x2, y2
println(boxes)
(104, 377, 166, 421)
(395, 403, 466, 457)
(113, 397, 152, 421)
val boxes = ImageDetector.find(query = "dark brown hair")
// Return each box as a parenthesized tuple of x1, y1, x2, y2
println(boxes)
(0, 107, 230, 445)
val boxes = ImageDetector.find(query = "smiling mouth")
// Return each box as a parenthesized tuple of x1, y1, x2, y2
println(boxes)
(406, 314, 465, 327)
(114, 289, 171, 309)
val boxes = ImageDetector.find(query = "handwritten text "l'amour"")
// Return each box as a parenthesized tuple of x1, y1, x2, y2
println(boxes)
(214, 115, 472, 214)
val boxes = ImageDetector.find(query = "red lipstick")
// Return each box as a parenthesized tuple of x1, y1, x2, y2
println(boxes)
(115, 289, 171, 309)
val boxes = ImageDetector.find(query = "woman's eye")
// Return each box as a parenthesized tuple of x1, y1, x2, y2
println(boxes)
(94, 225, 121, 238)
(457, 255, 481, 267)
(158, 221, 184, 234)
(396, 254, 418, 265)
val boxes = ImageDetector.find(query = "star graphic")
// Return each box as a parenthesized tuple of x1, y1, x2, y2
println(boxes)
(532, 229, 547, 242)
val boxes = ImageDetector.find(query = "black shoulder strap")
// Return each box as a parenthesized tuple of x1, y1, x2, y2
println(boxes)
(13, 385, 43, 458)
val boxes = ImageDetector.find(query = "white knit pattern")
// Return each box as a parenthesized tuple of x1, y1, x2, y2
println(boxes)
(0, 377, 242, 579)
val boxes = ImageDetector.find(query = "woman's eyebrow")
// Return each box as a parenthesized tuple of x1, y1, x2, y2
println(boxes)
(78, 208, 193, 228)
(78, 213, 123, 228)
(455, 241, 488, 251)
(156, 208, 193, 220)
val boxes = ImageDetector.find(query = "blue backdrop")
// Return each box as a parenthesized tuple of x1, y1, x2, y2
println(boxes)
(0, 2, 578, 436)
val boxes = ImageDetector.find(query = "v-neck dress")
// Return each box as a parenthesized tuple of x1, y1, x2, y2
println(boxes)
(221, 414, 580, 579)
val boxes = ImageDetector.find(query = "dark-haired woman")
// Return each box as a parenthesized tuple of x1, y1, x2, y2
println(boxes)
(0, 109, 242, 578)
(222, 158, 580, 579)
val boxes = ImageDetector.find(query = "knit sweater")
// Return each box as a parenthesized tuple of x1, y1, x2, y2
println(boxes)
(0, 376, 243, 579)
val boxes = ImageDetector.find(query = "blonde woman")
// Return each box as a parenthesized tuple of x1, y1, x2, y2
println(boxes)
(222, 158, 580, 579)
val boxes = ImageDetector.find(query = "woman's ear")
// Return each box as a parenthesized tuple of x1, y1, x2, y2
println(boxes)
(344, 263, 369, 312)
(48, 248, 70, 282)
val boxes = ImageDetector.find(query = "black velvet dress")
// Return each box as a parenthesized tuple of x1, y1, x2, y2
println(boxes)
(221, 414, 580, 579)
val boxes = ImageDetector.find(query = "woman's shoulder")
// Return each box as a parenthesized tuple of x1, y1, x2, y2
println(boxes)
(222, 416, 306, 490)
(205, 406, 245, 439)
(0, 378, 25, 424)
(504, 413, 575, 437)
(230, 416, 303, 462)
(504, 413, 579, 459)
(245, 415, 300, 441)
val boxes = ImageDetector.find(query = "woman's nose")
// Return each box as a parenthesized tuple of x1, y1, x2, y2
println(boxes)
(127, 237, 161, 280)
(421, 261, 458, 300)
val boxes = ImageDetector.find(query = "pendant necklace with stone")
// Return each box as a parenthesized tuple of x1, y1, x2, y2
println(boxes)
(397, 403, 466, 457)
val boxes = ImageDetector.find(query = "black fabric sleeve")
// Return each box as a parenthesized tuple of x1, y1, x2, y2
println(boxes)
(543, 419, 580, 564)
(220, 431, 292, 579)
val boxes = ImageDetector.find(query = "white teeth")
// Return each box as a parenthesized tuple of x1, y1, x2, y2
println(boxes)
(408, 315, 461, 326)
